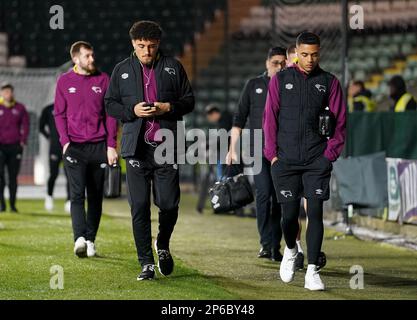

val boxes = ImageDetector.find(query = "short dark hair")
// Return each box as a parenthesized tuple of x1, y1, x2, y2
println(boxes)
(129, 21, 163, 41)
(70, 41, 93, 58)
(352, 80, 365, 90)
(389, 75, 406, 92)
(0, 82, 13, 91)
(267, 46, 287, 59)
(205, 104, 221, 115)
(296, 32, 320, 47)
(286, 44, 296, 58)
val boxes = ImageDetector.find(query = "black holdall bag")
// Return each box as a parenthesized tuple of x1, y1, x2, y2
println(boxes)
(209, 166, 254, 214)
(104, 163, 122, 198)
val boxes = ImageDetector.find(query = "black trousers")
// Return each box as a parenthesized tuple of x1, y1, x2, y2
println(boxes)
(253, 157, 282, 251)
(126, 144, 180, 267)
(48, 146, 70, 200)
(0, 143, 23, 209)
(64, 141, 107, 242)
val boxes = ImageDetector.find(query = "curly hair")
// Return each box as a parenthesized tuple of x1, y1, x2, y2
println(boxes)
(129, 21, 163, 41)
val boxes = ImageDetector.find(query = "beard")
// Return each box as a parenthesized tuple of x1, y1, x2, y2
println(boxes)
(79, 61, 97, 74)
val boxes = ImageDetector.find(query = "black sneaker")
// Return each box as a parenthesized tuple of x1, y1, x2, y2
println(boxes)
(294, 252, 304, 270)
(257, 247, 271, 259)
(137, 264, 155, 281)
(10, 207, 18, 213)
(271, 248, 283, 262)
(317, 251, 327, 270)
(0, 202, 6, 213)
(154, 240, 174, 276)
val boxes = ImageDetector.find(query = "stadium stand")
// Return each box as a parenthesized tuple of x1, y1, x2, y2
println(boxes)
(0, 0, 227, 184)
(1, 0, 417, 184)
(192, 0, 417, 115)
(0, 0, 226, 72)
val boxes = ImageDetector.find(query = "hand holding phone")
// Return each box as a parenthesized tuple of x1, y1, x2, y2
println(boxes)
(144, 103, 154, 111)
(134, 102, 156, 118)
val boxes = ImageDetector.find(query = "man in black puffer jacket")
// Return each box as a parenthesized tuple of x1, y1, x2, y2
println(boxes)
(227, 47, 287, 262)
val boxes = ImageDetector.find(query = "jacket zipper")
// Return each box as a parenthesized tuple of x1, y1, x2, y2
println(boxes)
(303, 79, 308, 164)
(299, 77, 304, 163)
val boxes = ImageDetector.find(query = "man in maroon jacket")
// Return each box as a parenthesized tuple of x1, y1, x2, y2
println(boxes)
(0, 83, 29, 213)
(54, 41, 118, 258)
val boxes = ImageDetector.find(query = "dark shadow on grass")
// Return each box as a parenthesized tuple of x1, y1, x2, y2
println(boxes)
(320, 269, 417, 288)
(335, 255, 417, 260)
(17, 212, 70, 219)
(364, 272, 417, 288)
(103, 214, 132, 221)
(257, 263, 279, 271)
(203, 274, 264, 293)
(89, 254, 131, 263)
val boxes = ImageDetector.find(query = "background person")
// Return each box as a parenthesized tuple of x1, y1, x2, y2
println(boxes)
(0, 82, 29, 213)
(39, 103, 71, 212)
(227, 47, 287, 261)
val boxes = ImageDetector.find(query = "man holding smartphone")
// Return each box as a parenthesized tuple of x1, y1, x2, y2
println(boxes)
(105, 21, 194, 281)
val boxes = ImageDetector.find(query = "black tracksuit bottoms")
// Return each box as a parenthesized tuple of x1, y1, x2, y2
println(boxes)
(0, 143, 23, 209)
(48, 145, 70, 200)
(64, 141, 107, 242)
(253, 157, 282, 251)
(126, 144, 180, 267)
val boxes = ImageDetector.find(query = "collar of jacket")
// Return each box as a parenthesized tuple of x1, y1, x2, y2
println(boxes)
(261, 71, 270, 86)
(0, 96, 16, 108)
(130, 50, 165, 103)
(293, 63, 322, 79)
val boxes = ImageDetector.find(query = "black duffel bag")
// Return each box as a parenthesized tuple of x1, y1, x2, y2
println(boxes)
(209, 169, 254, 214)
(104, 164, 122, 198)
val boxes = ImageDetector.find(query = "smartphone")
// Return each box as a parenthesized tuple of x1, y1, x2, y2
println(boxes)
(144, 103, 154, 110)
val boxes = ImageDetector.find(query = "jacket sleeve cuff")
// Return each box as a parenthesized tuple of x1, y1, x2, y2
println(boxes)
(168, 102, 176, 115)
(106, 139, 117, 149)
(324, 149, 336, 162)
(124, 104, 137, 120)
(263, 149, 276, 162)
(60, 137, 70, 147)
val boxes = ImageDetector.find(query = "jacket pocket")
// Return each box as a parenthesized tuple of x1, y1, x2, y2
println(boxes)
(121, 95, 137, 106)
(121, 132, 134, 156)
(160, 91, 177, 102)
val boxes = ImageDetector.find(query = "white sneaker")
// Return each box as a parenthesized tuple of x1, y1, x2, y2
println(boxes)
(279, 246, 298, 283)
(45, 196, 54, 211)
(74, 237, 87, 257)
(86, 240, 96, 257)
(64, 200, 71, 213)
(305, 264, 325, 291)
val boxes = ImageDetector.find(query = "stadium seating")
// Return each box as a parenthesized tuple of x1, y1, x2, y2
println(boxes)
(241, 1, 417, 35)
(193, 1, 417, 113)
(0, 0, 226, 72)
